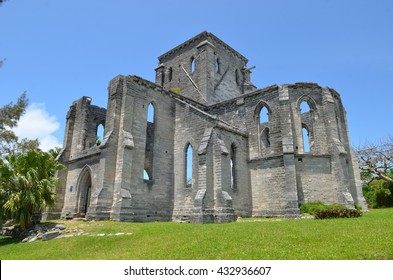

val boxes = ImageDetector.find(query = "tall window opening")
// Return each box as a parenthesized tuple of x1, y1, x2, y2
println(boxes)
(258, 105, 271, 150)
(230, 144, 237, 190)
(298, 96, 315, 153)
(160, 70, 165, 86)
(96, 123, 105, 145)
(216, 58, 220, 74)
(259, 106, 269, 124)
(191, 57, 195, 73)
(302, 125, 310, 153)
(235, 69, 240, 85)
(147, 103, 155, 123)
(143, 169, 151, 180)
(335, 106, 342, 141)
(185, 144, 193, 188)
(261, 127, 271, 148)
(300, 101, 311, 113)
(168, 67, 173, 82)
(77, 167, 92, 217)
(145, 102, 155, 181)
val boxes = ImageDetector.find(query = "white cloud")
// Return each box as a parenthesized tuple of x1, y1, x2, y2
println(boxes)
(13, 103, 62, 151)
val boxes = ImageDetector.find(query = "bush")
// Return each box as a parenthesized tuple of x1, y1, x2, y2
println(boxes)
(299, 202, 346, 215)
(362, 181, 393, 209)
(354, 203, 362, 211)
(314, 209, 362, 219)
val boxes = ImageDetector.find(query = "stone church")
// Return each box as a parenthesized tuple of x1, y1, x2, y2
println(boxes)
(50, 31, 367, 223)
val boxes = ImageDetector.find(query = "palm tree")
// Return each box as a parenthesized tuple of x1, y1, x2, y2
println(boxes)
(0, 149, 64, 230)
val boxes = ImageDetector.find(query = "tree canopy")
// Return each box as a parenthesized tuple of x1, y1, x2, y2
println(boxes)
(0, 149, 64, 230)
(0, 93, 40, 156)
(356, 136, 393, 184)
(356, 136, 393, 208)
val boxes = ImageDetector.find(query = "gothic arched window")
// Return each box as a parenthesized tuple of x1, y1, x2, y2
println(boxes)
(185, 144, 193, 188)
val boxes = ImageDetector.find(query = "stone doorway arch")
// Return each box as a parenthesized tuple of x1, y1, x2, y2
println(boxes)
(76, 166, 93, 217)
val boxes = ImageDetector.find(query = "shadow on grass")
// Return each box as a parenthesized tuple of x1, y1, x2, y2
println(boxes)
(0, 236, 20, 246)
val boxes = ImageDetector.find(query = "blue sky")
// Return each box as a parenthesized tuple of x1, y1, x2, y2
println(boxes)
(1, 0, 392, 151)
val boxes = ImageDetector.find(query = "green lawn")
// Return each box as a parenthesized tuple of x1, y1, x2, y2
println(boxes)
(1, 208, 393, 260)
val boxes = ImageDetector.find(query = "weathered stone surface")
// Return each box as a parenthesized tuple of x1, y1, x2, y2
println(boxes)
(55, 224, 66, 230)
(49, 31, 368, 224)
(42, 231, 60, 241)
(28, 236, 38, 243)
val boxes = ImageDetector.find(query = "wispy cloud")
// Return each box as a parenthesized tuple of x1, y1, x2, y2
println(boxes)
(13, 103, 62, 151)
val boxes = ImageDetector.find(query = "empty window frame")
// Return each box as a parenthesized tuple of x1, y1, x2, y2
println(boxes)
(302, 125, 311, 153)
(191, 57, 195, 73)
(185, 144, 193, 188)
(144, 102, 156, 180)
(230, 144, 237, 190)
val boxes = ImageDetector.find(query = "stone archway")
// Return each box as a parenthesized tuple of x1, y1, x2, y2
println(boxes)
(76, 167, 92, 217)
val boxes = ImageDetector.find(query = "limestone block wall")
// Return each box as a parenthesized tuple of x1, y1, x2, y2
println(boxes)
(107, 76, 176, 222)
(295, 155, 336, 204)
(218, 130, 251, 217)
(172, 100, 212, 221)
(156, 32, 247, 105)
(54, 31, 368, 222)
(248, 157, 288, 216)
(60, 153, 102, 218)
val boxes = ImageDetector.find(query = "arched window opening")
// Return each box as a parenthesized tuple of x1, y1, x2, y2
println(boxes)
(144, 169, 151, 180)
(302, 126, 310, 153)
(191, 57, 195, 73)
(168, 67, 173, 82)
(261, 127, 271, 149)
(185, 144, 193, 188)
(145, 102, 155, 181)
(147, 103, 155, 123)
(160, 71, 165, 86)
(259, 106, 269, 123)
(216, 58, 220, 74)
(300, 101, 311, 113)
(334, 106, 342, 141)
(96, 124, 105, 145)
(230, 144, 237, 190)
(76, 167, 92, 217)
(235, 69, 240, 85)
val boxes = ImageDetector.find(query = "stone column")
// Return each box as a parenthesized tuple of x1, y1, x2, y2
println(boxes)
(279, 85, 300, 217)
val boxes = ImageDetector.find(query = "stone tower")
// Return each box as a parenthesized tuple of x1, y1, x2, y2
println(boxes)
(49, 31, 367, 223)
(155, 32, 256, 104)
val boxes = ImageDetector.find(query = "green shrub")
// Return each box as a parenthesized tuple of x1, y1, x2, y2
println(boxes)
(299, 202, 346, 215)
(362, 181, 393, 209)
(314, 208, 362, 219)
(354, 203, 362, 211)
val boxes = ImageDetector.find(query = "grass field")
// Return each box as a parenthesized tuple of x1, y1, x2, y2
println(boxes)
(1, 208, 392, 260)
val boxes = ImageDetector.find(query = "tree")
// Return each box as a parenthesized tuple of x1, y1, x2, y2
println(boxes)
(362, 170, 393, 208)
(355, 136, 393, 184)
(0, 93, 40, 156)
(0, 149, 64, 230)
(356, 137, 393, 208)
(0, 93, 28, 155)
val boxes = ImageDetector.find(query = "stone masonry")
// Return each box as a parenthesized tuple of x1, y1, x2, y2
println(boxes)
(48, 31, 368, 223)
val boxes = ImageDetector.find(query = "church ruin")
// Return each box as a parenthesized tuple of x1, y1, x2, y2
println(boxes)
(51, 31, 367, 223)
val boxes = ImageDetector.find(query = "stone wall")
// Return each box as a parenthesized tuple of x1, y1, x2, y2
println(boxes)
(53, 32, 368, 223)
